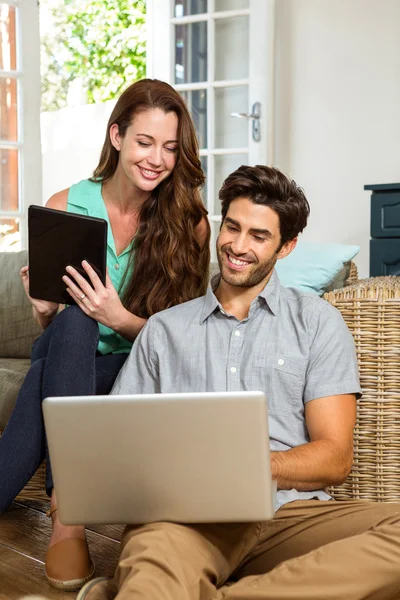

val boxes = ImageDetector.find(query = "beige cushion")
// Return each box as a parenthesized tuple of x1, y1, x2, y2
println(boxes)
(0, 359, 30, 430)
(0, 251, 41, 358)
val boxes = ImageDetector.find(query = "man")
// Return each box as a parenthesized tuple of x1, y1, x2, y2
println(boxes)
(79, 166, 400, 600)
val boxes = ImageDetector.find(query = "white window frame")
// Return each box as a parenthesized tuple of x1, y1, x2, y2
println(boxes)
(0, 0, 42, 250)
(147, 0, 275, 232)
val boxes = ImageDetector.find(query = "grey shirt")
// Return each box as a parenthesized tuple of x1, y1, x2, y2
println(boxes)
(112, 270, 361, 510)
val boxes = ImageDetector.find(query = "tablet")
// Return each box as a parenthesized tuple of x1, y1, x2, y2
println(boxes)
(28, 205, 107, 305)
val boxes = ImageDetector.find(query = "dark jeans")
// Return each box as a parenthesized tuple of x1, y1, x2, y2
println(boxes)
(0, 306, 127, 513)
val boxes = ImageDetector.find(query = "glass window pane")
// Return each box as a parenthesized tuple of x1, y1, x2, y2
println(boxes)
(175, 1, 208, 17)
(0, 217, 20, 251)
(0, 77, 17, 141)
(215, 86, 248, 149)
(0, 5, 17, 71)
(214, 153, 248, 215)
(215, 0, 248, 10)
(175, 22, 207, 84)
(181, 89, 207, 149)
(200, 155, 207, 204)
(215, 16, 249, 81)
(0, 147, 18, 210)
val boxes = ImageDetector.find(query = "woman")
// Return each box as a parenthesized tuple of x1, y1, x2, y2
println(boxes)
(0, 79, 210, 590)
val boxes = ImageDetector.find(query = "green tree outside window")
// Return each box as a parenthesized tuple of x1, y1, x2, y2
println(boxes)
(41, 0, 146, 112)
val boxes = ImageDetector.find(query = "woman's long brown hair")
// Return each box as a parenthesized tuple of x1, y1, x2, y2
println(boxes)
(91, 79, 210, 319)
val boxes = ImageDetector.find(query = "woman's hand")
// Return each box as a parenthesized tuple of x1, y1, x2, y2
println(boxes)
(62, 260, 128, 331)
(20, 266, 59, 317)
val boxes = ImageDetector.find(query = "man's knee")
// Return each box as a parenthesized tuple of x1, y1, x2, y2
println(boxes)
(121, 521, 198, 552)
(120, 521, 255, 577)
(115, 521, 227, 597)
(119, 521, 229, 569)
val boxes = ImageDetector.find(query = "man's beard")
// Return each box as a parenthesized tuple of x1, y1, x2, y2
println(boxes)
(216, 243, 278, 288)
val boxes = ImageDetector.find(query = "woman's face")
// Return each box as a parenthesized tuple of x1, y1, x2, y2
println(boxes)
(110, 108, 179, 193)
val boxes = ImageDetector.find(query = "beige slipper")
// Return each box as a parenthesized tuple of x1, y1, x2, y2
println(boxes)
(45, 507, 95, 591)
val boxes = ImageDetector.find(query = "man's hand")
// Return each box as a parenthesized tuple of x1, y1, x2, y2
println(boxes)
(271, 394, 356, 491)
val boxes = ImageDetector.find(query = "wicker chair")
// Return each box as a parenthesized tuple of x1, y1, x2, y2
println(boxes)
(346, 261, 359, 286)
(326, 275, 400, 502)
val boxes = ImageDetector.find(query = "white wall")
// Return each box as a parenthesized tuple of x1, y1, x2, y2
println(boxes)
(274, 0, 400, 277)
(40, 100, 116, 203)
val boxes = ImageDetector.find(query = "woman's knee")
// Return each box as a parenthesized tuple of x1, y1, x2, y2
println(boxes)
(53, 305, 98, 336)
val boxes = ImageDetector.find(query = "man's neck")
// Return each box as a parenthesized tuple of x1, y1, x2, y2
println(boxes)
(214, 272, 273, 321)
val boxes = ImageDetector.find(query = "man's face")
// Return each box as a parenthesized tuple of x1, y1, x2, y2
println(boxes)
(216, 197, 295, 289)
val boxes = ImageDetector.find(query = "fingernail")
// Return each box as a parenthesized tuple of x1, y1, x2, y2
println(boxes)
(82, 260, 88, 266)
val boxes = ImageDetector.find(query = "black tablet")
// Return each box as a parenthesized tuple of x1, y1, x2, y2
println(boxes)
(28, 205, 107, 305)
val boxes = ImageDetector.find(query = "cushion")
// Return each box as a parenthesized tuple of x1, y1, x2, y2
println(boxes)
(0, 359, 30, 429)
(275, 242, 360, 295)
(0, 251, 41, 358)
(325, 261, 352, 292)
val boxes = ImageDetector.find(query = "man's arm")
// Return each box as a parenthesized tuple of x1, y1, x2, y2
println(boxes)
(271, 393, 356, 490)
(271, 301, 360, 491)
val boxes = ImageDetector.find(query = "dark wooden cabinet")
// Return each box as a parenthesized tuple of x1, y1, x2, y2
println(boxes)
(365, 183, 400, 276)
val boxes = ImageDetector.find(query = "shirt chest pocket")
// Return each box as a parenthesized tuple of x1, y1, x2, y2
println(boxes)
(251, 353, 306, 415)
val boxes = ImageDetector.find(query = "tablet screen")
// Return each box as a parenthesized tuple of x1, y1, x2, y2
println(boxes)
(28, 205, 107, 305)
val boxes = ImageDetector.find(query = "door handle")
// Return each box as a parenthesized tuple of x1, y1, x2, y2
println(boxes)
(230, 101, 261, 142)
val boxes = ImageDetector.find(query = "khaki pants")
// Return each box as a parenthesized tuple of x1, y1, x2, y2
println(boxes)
(91, 500, 400, 600)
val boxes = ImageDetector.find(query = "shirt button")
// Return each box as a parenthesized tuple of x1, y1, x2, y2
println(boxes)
(234, 330, 240, 337)
(230, 366, 237, 373)
(278, 358, 285, 366)
(114, 264, 120, 270)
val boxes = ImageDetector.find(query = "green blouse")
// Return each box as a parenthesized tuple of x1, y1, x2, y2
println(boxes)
(67, 179, 134, 355)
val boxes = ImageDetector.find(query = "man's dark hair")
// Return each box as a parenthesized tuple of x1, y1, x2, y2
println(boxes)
(219, 165, 310, 246)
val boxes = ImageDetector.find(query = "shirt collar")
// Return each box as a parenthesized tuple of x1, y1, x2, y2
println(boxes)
(258, 269, 280, 315)
(200, 269, 281, 324)
(200, 276, 221, 324)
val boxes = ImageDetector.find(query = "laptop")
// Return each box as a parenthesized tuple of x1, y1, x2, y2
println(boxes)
(42, 391, 276, 525)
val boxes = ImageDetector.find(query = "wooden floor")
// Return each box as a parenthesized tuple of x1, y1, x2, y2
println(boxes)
(0, 500, 124, 600)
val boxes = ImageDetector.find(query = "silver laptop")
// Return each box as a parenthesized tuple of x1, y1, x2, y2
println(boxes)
(42, 391, 276, 525)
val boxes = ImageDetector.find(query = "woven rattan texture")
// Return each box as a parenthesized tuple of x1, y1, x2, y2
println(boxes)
(325, 276, 400, 502)
(347, 261, 359, 286)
